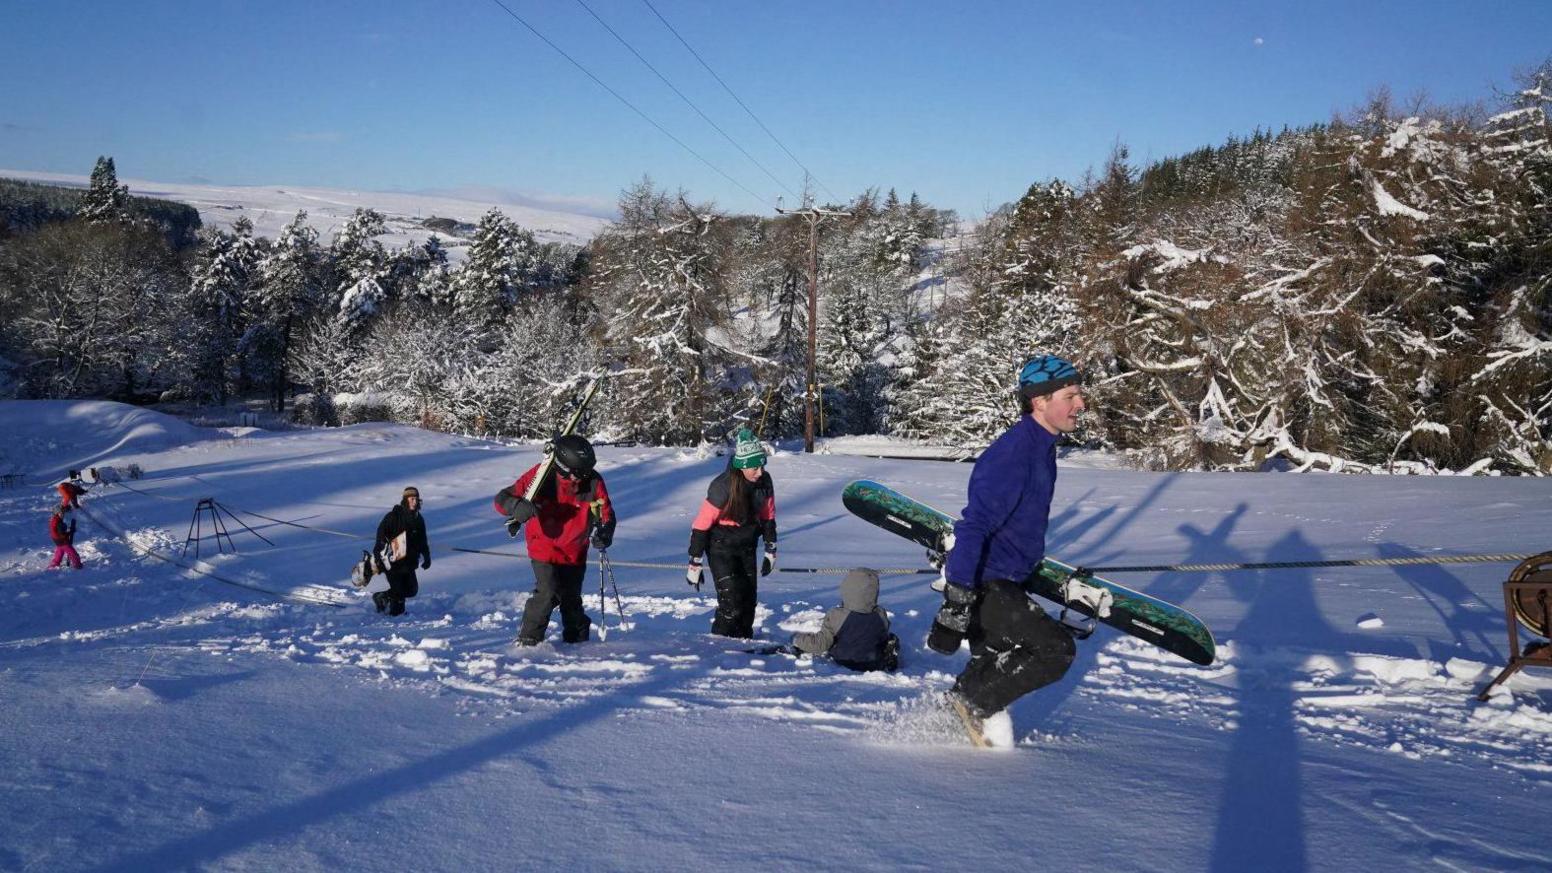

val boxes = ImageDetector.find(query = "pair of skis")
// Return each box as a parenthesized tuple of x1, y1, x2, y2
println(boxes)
(521, 377, 605, 503)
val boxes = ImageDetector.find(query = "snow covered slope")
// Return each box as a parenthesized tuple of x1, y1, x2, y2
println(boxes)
(0, 400, 225, 481)
(2, 400, 1550, 871)
(0, 169, 612, 251)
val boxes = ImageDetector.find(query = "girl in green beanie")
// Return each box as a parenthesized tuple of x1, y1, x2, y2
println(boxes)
(685, 429, 778, 638)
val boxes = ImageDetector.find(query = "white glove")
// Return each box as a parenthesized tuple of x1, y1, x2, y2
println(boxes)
(1060, 575, 1113, 618)
(686, 558, 703, 590)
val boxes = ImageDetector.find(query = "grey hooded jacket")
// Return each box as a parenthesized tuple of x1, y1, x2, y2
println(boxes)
(792, 568, 891, 656)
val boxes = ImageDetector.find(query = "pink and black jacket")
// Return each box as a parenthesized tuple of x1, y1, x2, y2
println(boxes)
(687, 469, 777, 559)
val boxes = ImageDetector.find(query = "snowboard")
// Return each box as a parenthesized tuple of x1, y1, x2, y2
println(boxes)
(841, 479, 1217, 666)
(349, 548, 391, 595)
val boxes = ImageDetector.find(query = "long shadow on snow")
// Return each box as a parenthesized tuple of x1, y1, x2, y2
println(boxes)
(84, 658, 714, 873)
(1201, 528, 1421, 871)
(1375, 543, 1503, 664)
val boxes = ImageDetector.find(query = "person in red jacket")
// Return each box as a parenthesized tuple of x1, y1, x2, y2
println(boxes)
(48, 505, 83, 569)
(493, 435, 616, 646)
(56, 475, 87, 509)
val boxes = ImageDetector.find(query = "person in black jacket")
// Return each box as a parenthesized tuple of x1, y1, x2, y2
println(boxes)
(373, 485, 431, 616)
(686, 429, 777, 639)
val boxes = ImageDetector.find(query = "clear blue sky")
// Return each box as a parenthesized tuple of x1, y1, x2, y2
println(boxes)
(2, 0, 1548, 219)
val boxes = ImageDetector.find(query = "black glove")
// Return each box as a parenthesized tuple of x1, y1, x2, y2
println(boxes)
(591, 527, 613, 550)
(760, 545, 776, 577)
(506, 498, 537, 525)
(421, 556, 431, 570)
(927, 581, 977, 655)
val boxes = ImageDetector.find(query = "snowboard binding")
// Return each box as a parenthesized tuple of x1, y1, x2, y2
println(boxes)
(1051, 567, 1114, 639)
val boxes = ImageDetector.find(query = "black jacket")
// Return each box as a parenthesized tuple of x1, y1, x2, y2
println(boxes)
(375, 503, 430, 569)
(688, 469, 777, 558)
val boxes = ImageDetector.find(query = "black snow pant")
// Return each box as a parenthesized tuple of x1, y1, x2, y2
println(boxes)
(518, 560, 591, 644)
(707, 548, 759, 639)
(951, 578, 1076, 718)
(375, 565, 419, 616)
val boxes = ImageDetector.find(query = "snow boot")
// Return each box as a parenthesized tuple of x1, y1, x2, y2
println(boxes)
(562, 616, 591, 644)
(946, 692, 991, 749)
(372, 591, 390, 614)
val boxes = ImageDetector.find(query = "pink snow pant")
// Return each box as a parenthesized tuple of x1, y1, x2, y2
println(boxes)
(49, 545, 82, 569)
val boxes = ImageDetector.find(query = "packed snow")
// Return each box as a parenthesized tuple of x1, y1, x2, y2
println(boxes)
(2, 400, 1550, 871)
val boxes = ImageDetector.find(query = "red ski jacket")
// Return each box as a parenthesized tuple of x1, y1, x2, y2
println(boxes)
(56, 481, 86, 507)
(494, 464, 614, 566)
(49, 513, 76, 546)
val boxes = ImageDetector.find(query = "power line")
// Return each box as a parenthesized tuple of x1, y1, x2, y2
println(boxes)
(640, 0, 843, 205)
(573, 0, 800, 202)
(485, 0, 775, 210)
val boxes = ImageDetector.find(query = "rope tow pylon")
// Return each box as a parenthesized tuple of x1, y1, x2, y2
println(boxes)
(182, 497, 275, 559)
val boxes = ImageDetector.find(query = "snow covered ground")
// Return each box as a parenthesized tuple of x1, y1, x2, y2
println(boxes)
(2, 400, 1550, 872)
(0, 170, 612, 254)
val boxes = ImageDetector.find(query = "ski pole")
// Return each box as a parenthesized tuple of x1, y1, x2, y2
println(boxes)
(603, 549, 625, 621)
(597, 552, 609, 640)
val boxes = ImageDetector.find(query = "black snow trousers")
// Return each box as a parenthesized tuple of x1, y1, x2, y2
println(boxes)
(707, 548, 759, 639)
(951, 578, 1076, 717)
(519, 560, 590, 644)
(375, 566, 419, 616)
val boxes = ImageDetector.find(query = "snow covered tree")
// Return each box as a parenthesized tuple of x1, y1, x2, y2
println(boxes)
(353, 314, 482, 430)
(78, 156, 130, 224)
(475, 294, 598, 438)
(0, 220, 181, 399)
(185, 217, 264, 403)
(590, 181, 741, 443)
(248, 211, 325, 410)
(330, 208, 389, 335)
(897, 181, 1085, 448)
(451, 208, 538, 328)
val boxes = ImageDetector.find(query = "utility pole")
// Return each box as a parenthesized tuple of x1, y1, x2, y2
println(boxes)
(776, 200, 850, 452)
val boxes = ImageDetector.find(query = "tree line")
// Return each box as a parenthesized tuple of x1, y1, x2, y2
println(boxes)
(1, 60, 1547, 474)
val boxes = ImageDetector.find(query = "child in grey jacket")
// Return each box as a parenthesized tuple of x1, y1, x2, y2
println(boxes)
(791, 567, 900, 672)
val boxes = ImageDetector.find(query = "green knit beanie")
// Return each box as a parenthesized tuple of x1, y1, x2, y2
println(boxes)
(731, 428, 767, 470)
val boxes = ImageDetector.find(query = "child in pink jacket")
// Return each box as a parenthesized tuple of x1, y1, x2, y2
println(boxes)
(48, 505, 82, 569)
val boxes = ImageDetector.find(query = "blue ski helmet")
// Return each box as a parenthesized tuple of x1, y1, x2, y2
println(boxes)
(1018, 355, 1083, 398)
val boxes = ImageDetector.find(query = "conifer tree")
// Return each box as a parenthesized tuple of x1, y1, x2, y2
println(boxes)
(249, 211, 324, 410)
(452, 208, 537, 327)
(78, 156, 130, 224)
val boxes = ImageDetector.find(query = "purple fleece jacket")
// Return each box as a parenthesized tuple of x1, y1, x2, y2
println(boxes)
(944, 416, 1058, 589)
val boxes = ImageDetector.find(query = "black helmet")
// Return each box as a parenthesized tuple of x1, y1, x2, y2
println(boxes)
(552, 434, 596, 475)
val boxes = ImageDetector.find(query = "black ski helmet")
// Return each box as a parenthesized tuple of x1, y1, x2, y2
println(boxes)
(552, 434, 596, 475)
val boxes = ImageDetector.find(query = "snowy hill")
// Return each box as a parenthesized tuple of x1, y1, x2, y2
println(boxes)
(0, 169, 613, 255)
(0, 400, 223, 481)
(2, 400, 1551, 871)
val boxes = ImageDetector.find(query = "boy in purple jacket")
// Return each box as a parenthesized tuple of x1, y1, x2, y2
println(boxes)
(933, 354, 1086, 744)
